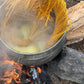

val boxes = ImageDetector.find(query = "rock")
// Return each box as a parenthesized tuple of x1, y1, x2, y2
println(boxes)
(48, 47, 84, 84)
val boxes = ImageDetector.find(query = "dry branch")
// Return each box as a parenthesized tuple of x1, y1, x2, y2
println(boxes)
(67, 1, 84, 42)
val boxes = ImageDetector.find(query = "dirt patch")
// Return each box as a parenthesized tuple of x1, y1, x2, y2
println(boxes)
(65, 0, 82, 8)
(68, 39, 84, 53)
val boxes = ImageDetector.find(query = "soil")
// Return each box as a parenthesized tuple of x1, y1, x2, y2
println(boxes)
(68, 39, 84, 53)
(65, 0, 83, 8)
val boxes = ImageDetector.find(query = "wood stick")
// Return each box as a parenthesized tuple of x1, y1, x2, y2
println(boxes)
(67, 1, 84, 41)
